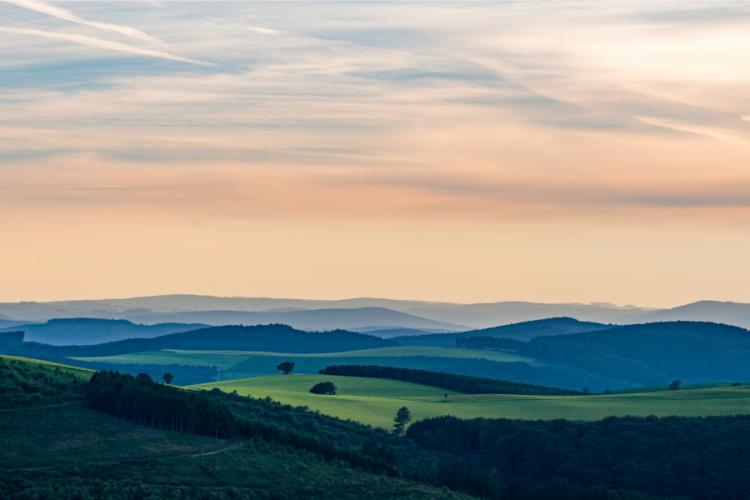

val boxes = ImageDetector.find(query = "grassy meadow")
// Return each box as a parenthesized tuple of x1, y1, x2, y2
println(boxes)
(74, 345, 536, 379)
(192, 374, 750, 428)
(0, 354, 94, 379)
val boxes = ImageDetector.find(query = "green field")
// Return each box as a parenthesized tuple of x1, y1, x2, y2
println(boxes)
(193, 374, 750, 428)
(74, 345, 536, 379)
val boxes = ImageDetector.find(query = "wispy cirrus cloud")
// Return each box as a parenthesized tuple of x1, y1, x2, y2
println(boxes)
(3, 0, 159, 42)
(0, 26, 209, 65)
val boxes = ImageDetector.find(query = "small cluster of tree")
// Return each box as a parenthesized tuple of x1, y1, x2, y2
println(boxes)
(71, 360, 218, 385)
(319, 365, 579, 395)
(277, 361, 295, 375)
(309, 381, 336, 395)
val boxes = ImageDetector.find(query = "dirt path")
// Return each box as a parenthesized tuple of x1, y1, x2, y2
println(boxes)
(188, 440, 245, 457)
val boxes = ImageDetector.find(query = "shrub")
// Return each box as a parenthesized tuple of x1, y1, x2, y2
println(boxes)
(310, 381, 337, 395)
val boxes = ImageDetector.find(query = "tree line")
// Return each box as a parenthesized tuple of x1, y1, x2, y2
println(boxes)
(319, 365, 580, 395)
(86, 371, 396, 475)
(408, 414, 750, 499)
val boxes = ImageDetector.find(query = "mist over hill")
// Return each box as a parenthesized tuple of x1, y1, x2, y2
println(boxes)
(5, 295, 750, 329)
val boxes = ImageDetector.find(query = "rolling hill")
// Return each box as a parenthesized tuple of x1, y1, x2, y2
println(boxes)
(464, 320, 750, 389)
(55, 320, 750, 391)
(122, 306, 463, 331)
(9, 324, 394, 359)
(6, 294, 750, 329)
(393, 317, 610, 346)
(194, 373, 750, 429)
(72, 345, 535, 383)
(0, 318, 207, 345)
(0, 356, 469, 499)
(638, 300, 750, 328)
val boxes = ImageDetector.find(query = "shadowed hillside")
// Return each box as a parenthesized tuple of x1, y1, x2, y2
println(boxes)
(0, 318, 207, 345)
(462, 321, 750, 389)
(393, 317, 610, 346)
(5, 324, 394, 359)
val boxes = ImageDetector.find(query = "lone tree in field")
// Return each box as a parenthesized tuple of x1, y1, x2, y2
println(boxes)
(277, 361, 295, 375)
(309, 381, 337, 395)
(162, 372, 174, 385)
(669, 380, 682, 391)
(392, 406, 412, 435)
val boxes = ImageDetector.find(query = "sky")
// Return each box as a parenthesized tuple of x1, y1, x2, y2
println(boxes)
(1, 0, 750, 306)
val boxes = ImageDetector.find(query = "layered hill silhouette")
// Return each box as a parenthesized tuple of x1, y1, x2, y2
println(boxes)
(5, 294, 750, 329)
(3, 316, 750, 391)
(0, 318, 207, 345)
(394, 317, 610, 346)
(461, 320, 750, 389)
(121, 307, 461, 332)
(3, 324, 393, 358)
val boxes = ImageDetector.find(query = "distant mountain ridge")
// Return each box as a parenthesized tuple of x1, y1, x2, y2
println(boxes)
(0, 301, 462, 332)
(2, 295, 750, 330)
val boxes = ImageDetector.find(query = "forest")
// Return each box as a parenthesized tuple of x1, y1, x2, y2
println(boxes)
(408, 415, 750, 499)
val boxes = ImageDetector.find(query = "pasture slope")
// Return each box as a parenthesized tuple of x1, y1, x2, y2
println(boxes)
(74, 345, 535, 378)
(0, 354, 93, 378)
(191, 374, 750, 429)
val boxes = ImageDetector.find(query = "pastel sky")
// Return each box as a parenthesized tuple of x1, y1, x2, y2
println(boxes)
(2, 1, 750, 306)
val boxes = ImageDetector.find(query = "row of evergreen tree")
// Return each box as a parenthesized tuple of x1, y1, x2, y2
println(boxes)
(319, 364, 579, 395)
(408, 414, 750, 499)
(86, 371, 396, 475)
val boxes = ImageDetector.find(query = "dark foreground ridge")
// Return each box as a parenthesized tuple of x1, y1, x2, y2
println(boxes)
(4, 356, 750, 499)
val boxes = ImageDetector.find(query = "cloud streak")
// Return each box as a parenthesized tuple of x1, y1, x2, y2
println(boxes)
(0, 26, 209, 65)
(3, 0, 160, 43)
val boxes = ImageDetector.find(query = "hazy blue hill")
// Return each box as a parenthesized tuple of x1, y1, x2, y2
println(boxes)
(0, 319, 28, 329)
(637, 300, 750, 328)
(393, 317, 609, 346)
(354, 327, 450, 338)
(13, 324, 394, 358)
(401, 301, 648, 328)
(8, 295, 750, 330)
(0, 318, 207, 345)
(471, 321, 750, 388)
(122, 306, 463, 331)
(0, 295, 649, 327)
(464, 317, 608, 341)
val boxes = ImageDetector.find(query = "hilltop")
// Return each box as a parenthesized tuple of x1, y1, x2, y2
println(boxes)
(393, 317, 610, 346)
